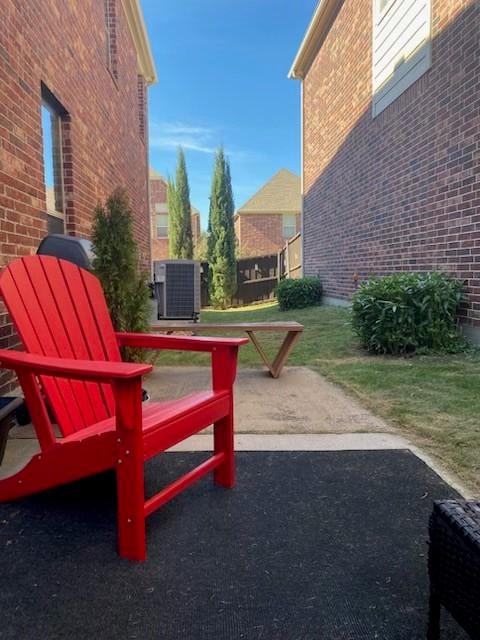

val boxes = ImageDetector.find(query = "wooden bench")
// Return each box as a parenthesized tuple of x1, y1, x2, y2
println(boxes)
(150, 321, 304, 378)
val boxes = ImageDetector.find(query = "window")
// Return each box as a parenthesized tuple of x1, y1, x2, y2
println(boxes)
(282, 214, 297, 239)
(155, 202, 168, 214)
(156, 214, 168, 238)
(41, 89, 66, 234)
(372, 0, 431, 116)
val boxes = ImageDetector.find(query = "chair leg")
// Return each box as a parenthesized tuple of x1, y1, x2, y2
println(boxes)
(116, 432, 146, 562)
(214, 411, 235, 488)
(427, 588, 441, 640)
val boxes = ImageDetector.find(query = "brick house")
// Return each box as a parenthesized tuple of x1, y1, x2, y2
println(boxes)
(290, 0, 480, 339)
(0, 0, 157, 391)
(234, 169, 301, 257)
(150, 168, 201, 261)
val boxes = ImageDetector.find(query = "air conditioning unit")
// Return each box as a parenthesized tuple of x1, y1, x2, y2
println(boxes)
(153, 260, 201, 321)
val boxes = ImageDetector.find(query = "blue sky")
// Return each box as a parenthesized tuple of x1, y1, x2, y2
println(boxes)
(142, 0, 317, 229)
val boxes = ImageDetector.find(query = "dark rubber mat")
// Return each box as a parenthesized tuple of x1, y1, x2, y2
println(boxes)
(0, 450, 469, 639)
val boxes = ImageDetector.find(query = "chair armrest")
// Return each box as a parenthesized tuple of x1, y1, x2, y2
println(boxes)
(0, 349, 152, 381)
(116, 332, 248, 352)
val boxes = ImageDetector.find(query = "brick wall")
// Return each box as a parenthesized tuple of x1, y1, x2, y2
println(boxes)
(0, 0, 151, 392)
(236, 213, 301, 257)
(150, 177, 169, 261)
(302, 0, 480, 327)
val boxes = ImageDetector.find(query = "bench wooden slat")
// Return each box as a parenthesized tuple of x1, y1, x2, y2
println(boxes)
(149, 321, 304, 378)
(151, 322, 304, 332)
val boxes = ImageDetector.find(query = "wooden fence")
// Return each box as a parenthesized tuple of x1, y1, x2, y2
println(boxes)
(201, 255, 279, 307)
(200, 235, 302, 307)
(232, 254, 278, 306)
(279, 232, 302, 279)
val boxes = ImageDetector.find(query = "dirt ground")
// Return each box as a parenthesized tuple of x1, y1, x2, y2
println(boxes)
(146, 365, 391, 434)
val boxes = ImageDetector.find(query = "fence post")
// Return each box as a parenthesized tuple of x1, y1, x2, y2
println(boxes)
(285, 236, 290, 279)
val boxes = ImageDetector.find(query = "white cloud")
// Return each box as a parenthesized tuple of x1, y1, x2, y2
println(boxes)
(150, 121, 217, 154)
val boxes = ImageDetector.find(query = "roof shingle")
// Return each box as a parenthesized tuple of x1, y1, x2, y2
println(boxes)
(236, 169, 301, 215)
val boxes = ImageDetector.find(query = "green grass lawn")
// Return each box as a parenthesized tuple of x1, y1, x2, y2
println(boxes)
(156, 301, 480, 495)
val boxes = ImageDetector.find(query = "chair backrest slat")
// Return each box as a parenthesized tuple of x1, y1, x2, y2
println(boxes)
(0, 256, 122, 436)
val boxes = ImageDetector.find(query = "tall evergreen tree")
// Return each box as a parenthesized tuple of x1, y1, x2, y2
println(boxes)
(207, 148, 237, 308)
(175, 148, 193, 259)
(167, 177, 181, 258)
(91, 187, 150, 360)
(167, 148, 193, 259)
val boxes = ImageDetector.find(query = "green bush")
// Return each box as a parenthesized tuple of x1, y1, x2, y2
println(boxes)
(351, 272, 465, 355)
(91, 187, 150, 361)
(276, 277, 323, 311)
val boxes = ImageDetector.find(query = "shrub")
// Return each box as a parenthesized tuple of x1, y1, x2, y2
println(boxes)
(351, 272, 465, 355)
(91, 187, 150, 360)
(276, 277, 323, 311)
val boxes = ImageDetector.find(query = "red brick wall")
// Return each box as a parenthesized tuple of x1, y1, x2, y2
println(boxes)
(150, 177, 169, 260)
(302, 0, 480, 326)
(0, 0, 151, 391)
(236, 214, 301, 257)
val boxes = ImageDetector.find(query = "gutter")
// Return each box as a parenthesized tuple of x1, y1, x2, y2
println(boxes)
(288, 0, 341, 80)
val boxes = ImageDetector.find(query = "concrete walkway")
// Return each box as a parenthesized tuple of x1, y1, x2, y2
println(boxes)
(1, 365, 469, 496)
(147, 366, 391, 434)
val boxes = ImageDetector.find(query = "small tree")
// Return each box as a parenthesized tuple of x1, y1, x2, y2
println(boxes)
(167, 177, 181, 258)
(167, 148, 193, 259)
(91, 187, 150, 345)
(207, 148, 236, 308)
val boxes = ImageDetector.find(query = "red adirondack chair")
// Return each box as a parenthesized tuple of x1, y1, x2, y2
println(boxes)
(0, 255, 247, 561)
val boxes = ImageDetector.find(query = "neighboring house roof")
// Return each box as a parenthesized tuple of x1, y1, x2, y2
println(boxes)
(288, 0, 342, 79)
(149, 167, 167, 182)
(121, 0, 157, 84)
(236, 169, 301, 215)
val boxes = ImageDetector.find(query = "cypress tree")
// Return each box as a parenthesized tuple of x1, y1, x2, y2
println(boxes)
(167, 176, 181, 258)
(176, 148, 193, 259)
(207, 148, 237, 308)
(91, 187, 150, 359)
(167, 148, 193, 259)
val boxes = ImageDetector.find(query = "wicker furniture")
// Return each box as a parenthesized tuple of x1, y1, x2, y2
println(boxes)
(428, 500, 480, 639)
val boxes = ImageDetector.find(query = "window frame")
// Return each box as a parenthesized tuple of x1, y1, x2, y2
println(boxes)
(282, 214, 297, 239)
(40, 85, 67, 235)
(156, 213, 168, 239)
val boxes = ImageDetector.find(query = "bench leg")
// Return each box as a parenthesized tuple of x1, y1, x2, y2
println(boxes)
(270, 331, 302, 378)
(214, 410, 235, 488)
(246, 330, 302, 378)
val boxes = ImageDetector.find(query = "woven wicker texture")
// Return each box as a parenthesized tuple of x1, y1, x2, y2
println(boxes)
(428, 500, 480, 639)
